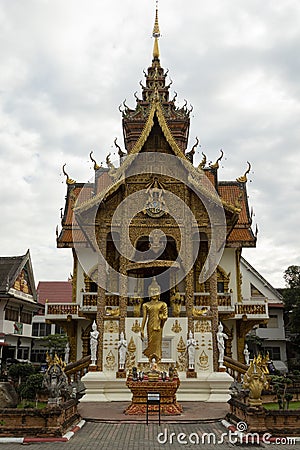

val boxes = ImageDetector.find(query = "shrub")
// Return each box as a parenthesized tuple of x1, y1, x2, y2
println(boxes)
(19, 373, 44, 401)
(271, 375, 293, 410)
(8, 363, 35, 386)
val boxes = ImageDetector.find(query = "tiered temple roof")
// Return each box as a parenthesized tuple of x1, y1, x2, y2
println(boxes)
(57, 5, 256, 249)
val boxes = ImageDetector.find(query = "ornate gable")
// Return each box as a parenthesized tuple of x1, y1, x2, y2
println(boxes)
(0, 250, 37, 301)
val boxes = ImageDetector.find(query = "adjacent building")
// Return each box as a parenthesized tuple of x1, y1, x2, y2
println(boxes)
(241, 257, 287, 372)
(0, 250, 39, 368)
(31, 281, 72, 363)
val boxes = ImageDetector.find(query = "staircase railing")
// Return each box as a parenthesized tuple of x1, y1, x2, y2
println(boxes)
(65, 355, 91, 383)
(223, 356, 248, 382)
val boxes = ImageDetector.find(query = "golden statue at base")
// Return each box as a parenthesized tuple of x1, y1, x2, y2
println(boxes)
(148, 357, 160, 381)
(141, 277, 168, 363)
(243, 355, 269, 407)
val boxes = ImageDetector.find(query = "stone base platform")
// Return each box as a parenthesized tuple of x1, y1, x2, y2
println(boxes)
(81, 371, 233, 403)
(78, 401, 229, 422)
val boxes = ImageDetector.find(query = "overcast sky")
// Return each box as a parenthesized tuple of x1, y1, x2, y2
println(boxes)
(0, 0, 299, 288)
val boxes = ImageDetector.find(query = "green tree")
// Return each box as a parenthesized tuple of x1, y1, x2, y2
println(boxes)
(8, 363, 35, 387)
(284, 265, 300, 289)
(38, 333, 68, 357)
(270, 375, 293, 410)
(280, 266, 300, 369)
(281, 265, 300, 343)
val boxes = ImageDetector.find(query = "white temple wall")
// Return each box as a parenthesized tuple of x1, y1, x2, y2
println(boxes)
(76, 248, 98, 300)
(219, 248, 237, 299)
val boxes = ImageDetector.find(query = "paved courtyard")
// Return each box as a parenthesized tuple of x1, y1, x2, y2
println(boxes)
(1, 402, 300, 449)
(1, 421, 300, 449)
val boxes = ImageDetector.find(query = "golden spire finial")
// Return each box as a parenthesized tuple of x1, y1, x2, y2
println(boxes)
(152, 0, 160, 60)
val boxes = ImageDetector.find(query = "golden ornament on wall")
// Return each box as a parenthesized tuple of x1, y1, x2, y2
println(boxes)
(177, 336, 186, 353)
(105, 306, 120, 316)
(192, 306, 208, 318)
(171, 320, 182, 333)
(104, 320, 119, 333)
(104, 350, 116, 371)
(131, 320, 141, 333)
(194, 319, 212, 333)
(126, 336, 136, 370)
(198, 350, 209, 370)
(128, 336, 136, 353)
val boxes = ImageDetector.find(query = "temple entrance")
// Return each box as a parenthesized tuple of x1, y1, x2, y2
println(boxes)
(128, 235, 181, 313)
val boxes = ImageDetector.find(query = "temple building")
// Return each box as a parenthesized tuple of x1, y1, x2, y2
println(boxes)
(47, 7, 271, 401)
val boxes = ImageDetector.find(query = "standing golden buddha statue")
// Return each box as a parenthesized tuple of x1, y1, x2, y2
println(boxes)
(141, 277, 168, 363)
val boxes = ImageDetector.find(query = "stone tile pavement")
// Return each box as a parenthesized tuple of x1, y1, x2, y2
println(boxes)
(1, 402, 300, 449)
(1, 421, 300, 449)
(0, 422, 248, 449)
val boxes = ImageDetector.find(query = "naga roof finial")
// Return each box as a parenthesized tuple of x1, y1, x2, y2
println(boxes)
(210, 149, 224, 170)
(186, 136, 199, 163)
(114, 137, 126, 157)
(236, 161, 251, 183)
(62, 164, 76, 185)
(198, 152, 207, 170)
(152, 0, 161, 61)
(89, 151, 101, 170)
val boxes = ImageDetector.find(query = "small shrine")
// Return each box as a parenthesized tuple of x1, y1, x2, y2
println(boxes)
(125, 278, 182, 415)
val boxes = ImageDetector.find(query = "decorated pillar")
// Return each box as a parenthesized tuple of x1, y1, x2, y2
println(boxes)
(119, 254, 127, 335)
(235, 248, 242, 303)
(209, 270, 219, 371)
(96, 227, 107, 371)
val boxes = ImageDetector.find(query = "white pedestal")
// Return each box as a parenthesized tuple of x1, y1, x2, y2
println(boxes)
(80, 370, 233, 403)
(206, 372, 233, 402)
(80, 372, 131, 402)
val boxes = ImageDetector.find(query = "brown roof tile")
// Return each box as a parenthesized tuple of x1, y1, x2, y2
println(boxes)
(204, 170, 216, 186)
(219, 183, 249, 224)
(37, 281, 72, 304)
(227, 228, 255, 243)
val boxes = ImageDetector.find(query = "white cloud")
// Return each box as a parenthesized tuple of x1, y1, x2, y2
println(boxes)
(0, 0, 299, 287)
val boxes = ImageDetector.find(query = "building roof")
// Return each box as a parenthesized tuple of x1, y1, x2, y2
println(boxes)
(56, 13, 255, 250)
(241, 256, 283, 303)
(57, 174, 256, 248)
(37, 281, 72, 304)
(0, 255, 24, 292)
(0, 250, 37, 301)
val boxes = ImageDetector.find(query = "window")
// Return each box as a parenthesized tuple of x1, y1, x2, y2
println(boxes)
(263, 347, 281, 360)
(31, 349, 47, 363)
(55, 324, 65, 335)
(217, 282, 225, 293)
(32, 323, 51, 337)
(5, 307, 19, 322)
(20, 311, 32, 324)
(268, 314, 278, 328)
(17, 347, 29, 360)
